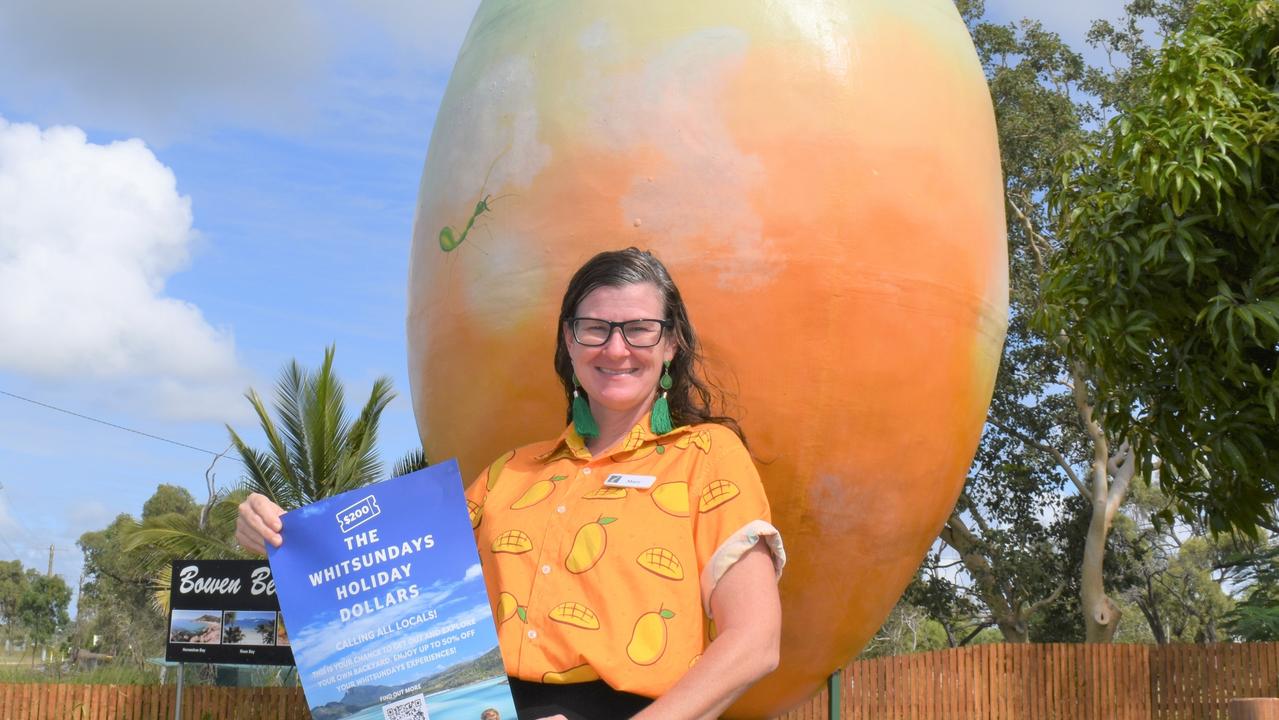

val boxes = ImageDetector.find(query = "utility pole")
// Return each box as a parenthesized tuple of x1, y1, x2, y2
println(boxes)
(71, 566, 87, 665)
(48, 544, 54, 576)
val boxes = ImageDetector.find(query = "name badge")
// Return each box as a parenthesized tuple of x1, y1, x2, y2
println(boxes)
(604, 473, 657, 489)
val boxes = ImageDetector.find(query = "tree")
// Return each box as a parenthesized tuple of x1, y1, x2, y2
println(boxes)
(0, 560, 28, 641)
(1110, 477, 1261, 644)
(125, 347, 427, 570)
(906, 553, 996, 647)
(932, 0, 1178, 644)
(1040, 0, 1279, 536)
(229, 345, 405, 509)
(927, 0, 1097, 645)
(17, 574, 71, 661)
(141, 484, 198, 522)
(936, 0, 1279, 644)
(1221, 536, 1279, 640)
(76, 483, 206, 662)
(859, 603, 950, 659)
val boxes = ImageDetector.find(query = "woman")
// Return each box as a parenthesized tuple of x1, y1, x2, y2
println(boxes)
(238, 248, 784, 719)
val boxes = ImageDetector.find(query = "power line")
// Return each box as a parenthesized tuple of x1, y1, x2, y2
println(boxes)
(0, 388, 241, 461)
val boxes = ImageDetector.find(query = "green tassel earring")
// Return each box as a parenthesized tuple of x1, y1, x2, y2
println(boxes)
(650, 361, 673, 435)
(571, 375, 600, 439)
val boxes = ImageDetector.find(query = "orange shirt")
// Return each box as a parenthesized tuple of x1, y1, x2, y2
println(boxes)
(465, 418, 785, 698)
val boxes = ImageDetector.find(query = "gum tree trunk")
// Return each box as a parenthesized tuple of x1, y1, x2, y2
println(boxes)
(1073, 362, 1136, 643)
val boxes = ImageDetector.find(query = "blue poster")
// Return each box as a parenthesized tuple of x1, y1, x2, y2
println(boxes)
(268, 460, 516, 720)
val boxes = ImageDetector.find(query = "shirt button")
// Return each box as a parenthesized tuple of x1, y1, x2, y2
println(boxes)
(582, 467, 592, 475)
(541, 564, 552, 575)
(556, 505, 567, 514)
(527, 629, 538, 640)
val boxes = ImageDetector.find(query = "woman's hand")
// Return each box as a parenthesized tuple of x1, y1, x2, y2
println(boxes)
(236, 492, 285, 556)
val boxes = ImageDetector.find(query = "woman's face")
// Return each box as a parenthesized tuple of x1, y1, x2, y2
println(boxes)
(564, 282, 676, 420)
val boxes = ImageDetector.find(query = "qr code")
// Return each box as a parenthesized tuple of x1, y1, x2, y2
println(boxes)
(383, 694, 429, 720)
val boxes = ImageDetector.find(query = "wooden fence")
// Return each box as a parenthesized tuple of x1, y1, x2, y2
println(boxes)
(0, 683, 307, 720)
(780, 642, 1279, 720)
(1, 642, 1275, 719)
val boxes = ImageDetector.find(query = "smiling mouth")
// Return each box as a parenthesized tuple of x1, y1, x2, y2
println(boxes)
(596, 367, 637, 376)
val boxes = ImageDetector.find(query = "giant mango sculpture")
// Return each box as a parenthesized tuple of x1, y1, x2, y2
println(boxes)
(407, 0, 1006, 716)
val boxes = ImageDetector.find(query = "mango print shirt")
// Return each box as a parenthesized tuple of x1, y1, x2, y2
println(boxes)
(465, 418, 786, 699)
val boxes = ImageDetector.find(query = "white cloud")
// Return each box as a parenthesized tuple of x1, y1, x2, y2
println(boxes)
(0, 0, 329, 142)
(0, 117, 249, 421)
(291, 599, 491, 677)
(462, 563, 482, 582)
(288, 567, 490, 673)
(0, 1, 485, 143)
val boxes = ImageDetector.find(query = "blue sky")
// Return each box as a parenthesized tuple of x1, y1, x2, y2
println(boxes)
(0, 1, 1126, 606)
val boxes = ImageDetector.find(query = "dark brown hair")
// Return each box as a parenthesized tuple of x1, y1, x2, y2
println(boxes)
(553, 247, 743, 440)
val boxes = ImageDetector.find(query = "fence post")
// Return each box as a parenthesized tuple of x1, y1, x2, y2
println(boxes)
(1229, 699, 1279, 720)
(829, 668, 842, 720)
(175, 662, 184, 720)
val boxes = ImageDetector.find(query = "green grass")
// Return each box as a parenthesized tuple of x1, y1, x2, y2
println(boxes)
(0, 663, 165, 685)
(0, 662, 301, 688)
(0, 649, 29, 666)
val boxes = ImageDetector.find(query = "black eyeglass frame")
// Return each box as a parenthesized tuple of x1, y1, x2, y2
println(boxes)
(567, 317, 674, 348)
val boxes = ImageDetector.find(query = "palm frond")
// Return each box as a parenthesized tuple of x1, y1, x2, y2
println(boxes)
(228, 425, 296, 508)
(246, 387, 307, 508)
(332, 411, 384, 496)
(391, 449, 429, 478)
(123, 512, 246, 562)
(332, 452, 373, 497)
(344, 375, 394, 486)
(303, 347, 347, 500)
(208, 487, 252, 529)
(275, 358, 310, 487)
(226, 346, 406, 509)
(149, 565, 172, 615)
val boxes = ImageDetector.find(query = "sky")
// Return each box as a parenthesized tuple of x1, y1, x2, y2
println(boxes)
(0, 1, 1130, 612)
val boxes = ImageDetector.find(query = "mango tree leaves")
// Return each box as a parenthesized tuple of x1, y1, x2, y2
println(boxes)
(1040, 0, 1279, 535)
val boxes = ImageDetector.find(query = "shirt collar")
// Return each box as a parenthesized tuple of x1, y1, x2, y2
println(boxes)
(535, 414, 691, 464)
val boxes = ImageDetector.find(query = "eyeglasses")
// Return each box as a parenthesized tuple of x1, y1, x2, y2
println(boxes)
(568, 317, 673, 348)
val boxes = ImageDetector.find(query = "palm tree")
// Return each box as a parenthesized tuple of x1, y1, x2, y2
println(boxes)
(125, 346, 428, 608)
(229, 345, 403, 508)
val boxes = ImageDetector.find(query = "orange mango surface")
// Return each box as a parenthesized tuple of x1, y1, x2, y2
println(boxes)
(407, 1, 1006, 716)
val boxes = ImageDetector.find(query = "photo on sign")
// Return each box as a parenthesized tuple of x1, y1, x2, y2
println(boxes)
(222, 610, 278, 646)
(276, 613, 291, 647)
(169, 609, 222, 644)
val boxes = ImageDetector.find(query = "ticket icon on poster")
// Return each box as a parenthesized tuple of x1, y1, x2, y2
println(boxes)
(335, 495, 380, 533)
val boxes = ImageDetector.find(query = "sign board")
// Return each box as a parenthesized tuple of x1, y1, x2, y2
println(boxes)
(165, 559, 294, 666)
(268, 460, 516, 720)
